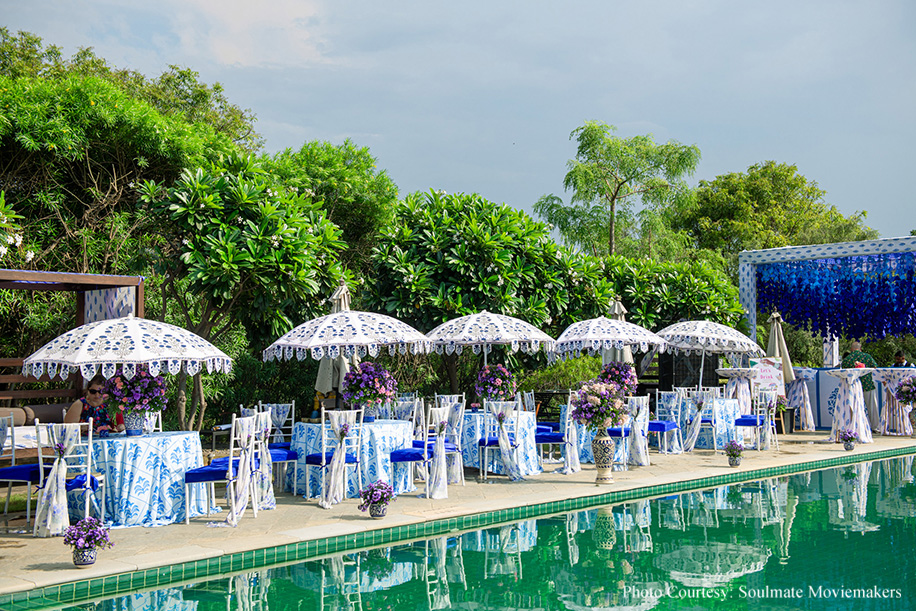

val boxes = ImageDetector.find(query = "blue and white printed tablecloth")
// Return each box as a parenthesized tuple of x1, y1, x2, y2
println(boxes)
(872, 368, 914, 436)
(824, 368, 874, 443)
(291, 420, 415, 498)
(461, 411, 541, 476)
(681, 398, 741, 450)
(68, 431, 210, 527)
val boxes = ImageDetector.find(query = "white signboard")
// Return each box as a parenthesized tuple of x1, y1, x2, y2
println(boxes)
(750, 357, 786, 397)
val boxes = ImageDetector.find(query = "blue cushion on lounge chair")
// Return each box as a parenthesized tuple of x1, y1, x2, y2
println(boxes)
(391, 447, 430, 462)
(647, 421, 679, 433)
(0, 463, 45, 483)
(478, 435, 514, 447)
(412, 440, 458, 453)
(269, 447, 298, 462)
(735, 415, 767, 427)
(185, 462, 240, 484)
(535, 432, 565, 444)
(304, 451, 357, 465)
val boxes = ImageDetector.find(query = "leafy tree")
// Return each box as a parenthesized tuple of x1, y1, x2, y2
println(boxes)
(602, 255, 744, 332)
(367, 190, 616, 391)
(264, 140, 399, 274)
(671, 161, 879, 278)
(137, 154, 348, 430)
(535, 121, 701, 256)
(0, 27, 262, 150)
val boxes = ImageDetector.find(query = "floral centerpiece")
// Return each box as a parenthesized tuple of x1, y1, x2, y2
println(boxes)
(895, 376, 916, 405)
(341, 362, 398, 410)
(596, 361, 638, 396)
(774, 395, 788, 413)
(63, 516, 113, 567)
(105, 366, 167, 413)
(724, 440, 744, 459)
(838, 428, 857, 449)
(475, 364, 516, 403)
(358, 480, 396, 518)
(570, 380, 628, 431)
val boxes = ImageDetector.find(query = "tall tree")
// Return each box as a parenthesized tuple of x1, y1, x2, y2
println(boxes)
(137, 154, 347, 430)
(535, 121, 701, 256)
(671, 161, 879, 278)
(263, 140, 398, 274)
(368, 190, 615, 391)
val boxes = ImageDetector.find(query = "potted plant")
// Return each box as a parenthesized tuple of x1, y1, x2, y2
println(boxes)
(63, 516, 113, 567)
(570, 380, 629, 485)
(724, 440, 744, 467)
(475, 364, 517, 403)
(838, 428, 857, 451)
(105, 366, 167, 436)
(773, 396, 790, 434)
(341, 362, 398, 418)
(358, 480, 396, 518)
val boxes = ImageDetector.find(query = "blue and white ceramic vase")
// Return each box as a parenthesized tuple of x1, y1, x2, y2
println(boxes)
(72, 547, 97, 567)
(124, 411, 145, 437)
(368, 503, 387, 519)
(843, 441, 855, 451)
(592, 424, 616, 486)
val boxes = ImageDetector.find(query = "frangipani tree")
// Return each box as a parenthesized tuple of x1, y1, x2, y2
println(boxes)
(138, 154, 347, 430)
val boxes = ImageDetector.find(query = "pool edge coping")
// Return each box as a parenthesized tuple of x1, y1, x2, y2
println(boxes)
(5, 444, 916, 609)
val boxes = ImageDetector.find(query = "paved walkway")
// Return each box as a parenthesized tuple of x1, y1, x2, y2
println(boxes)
(1, 432, 915, 596)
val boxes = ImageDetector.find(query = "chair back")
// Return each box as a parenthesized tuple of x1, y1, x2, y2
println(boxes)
(484, 400, 521, 439)
(700, 386, 723, 398)
(319, 407, 365, 462)
(756, 390, 778, 416)
(35, 418, 98, 525)
(259, 401, 295, 444)
(655, 390, 681, 423)
(516, 391, 536, 412)
(226, 413, 258, 477)
(0, 414, 14, 465)
(628, 396, 650, 436)
(393, 398, 420, 423)
(673, 387, 694, 399)
(436, 394, 466, 447)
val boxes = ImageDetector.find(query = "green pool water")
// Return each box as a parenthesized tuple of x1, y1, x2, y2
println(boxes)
(63, 456, 916, 610)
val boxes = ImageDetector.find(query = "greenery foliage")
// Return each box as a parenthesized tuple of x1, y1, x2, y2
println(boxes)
(602, 255, 744, 331)
(517, 356, 602, 393)
(535, 121, 701, 256)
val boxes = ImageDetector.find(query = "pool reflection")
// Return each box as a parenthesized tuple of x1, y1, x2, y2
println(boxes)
(76, 455, 916, 611)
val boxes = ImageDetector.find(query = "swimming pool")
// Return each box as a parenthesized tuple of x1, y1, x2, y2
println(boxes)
(47, 455, 915, 610)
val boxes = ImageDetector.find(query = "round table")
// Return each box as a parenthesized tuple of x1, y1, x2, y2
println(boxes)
(823, 368, 875, 443)
(872, 368, 916, 436)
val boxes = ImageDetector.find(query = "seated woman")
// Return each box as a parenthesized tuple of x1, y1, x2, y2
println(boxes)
(64, 374, 125, 433)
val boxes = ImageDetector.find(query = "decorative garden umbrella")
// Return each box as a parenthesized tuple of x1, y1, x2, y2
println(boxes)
(263, 310, 430, 363)
(314, 282, 359, 396)
(655, 320, 764, 388)
(22, 314, 232, 381)
(425, 310, 555, 367)
(554, 315, 666, 362)
(766, 312, 796, 385)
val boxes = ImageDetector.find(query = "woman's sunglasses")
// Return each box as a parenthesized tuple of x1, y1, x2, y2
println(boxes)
(87, 388, 106, 396)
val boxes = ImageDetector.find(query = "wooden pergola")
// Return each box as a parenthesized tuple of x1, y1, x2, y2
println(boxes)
(0, 269, 145, 404)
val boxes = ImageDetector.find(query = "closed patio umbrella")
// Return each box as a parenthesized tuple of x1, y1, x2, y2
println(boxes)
(766, 312, 796, 385)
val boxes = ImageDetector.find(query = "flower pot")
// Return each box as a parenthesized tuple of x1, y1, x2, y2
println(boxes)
(72, 548, 97, 567)
(368, 503, 387, 519)
(784, 408, 796, 434)
(124, 411, 145, 437)
(843, 441, 855, 451)
(774, 413, 785, 435)
(591, 428, 616, 486)
(728, 456, 741, 467)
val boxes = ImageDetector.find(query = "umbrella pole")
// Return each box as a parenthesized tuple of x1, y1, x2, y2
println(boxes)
(484, 347, 488, 368)
(698, 350, 705, 391)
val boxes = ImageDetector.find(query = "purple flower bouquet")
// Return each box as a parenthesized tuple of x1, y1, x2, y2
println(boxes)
(570, 380, 628, 431)
(358, 480, 396, 512)
(63, 516, 113, 551)
(105, 366, 167, 414)
(475, 364, 516, 403)
(341, 362, 398, 408)
(894, 377, 916, 405)
(596, 361, 638, 396)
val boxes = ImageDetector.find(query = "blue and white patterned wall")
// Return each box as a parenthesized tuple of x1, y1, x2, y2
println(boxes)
(84, 287, 136, 323)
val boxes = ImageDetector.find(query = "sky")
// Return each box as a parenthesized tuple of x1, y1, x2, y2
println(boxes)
(3, 0, 915, 238)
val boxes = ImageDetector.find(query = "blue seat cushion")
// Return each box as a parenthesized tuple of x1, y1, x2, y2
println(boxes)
(304, 452, 357, 465)
(535, 432, 566, 444)
(535, 425, 553, 434)
(185, 462, 240, 484)
(539, 422, 561, 432)
(735, 416, 767, 427)
(478, 435, 514, 447)
(66, 474, 101, 492)
(412, 440, 459, 453)
(391, 447, 431, 462)
(606, 427, 630, 437)
(0, 463, 45, 483)
(647, 420, 679, 433)
(269, 448, 298, 463)
(268, 442, 291, 450)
